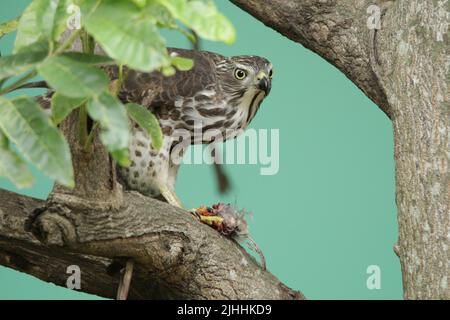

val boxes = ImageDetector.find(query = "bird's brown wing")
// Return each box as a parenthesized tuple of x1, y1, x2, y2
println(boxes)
(103, 48, 225, 120)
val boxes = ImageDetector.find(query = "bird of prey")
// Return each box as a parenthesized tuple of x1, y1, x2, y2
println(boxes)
(105, 48, 273, 208)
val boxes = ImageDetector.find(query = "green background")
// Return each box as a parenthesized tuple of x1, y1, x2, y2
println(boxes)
(0, 0, 402, 299)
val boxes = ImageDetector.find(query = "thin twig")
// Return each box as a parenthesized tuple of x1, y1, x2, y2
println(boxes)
(54, 29, 81, 55)
(247, 237, 266, 271)
(190, 30, 201, 51)
(84, 122, 99, 150)
(116, 259, 134, 300)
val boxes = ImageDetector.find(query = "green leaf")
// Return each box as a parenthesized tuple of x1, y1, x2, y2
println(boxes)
(81, 0, 170, 71)
(0, 96, 74, 187)
(111, 149, 130, 166)
(62, 52, 114, 65)
(158, 0, 236, 44)
(132, 0, 147, 8)
(51, 93, 86, 125)
(36, 0, 70, 41)
(126, 103, 163, 150)
(87, 92, 131, 166)
(50, 0, 72, 41)
(143, 1, 175, 27)
(171, 56, 194, 71)
(15, 39, 51, 54)
(161, 65, 176, 77)
(0, 16, 19, 39)
(0, 49, 48, 80)
(0, 131, 34, 188)
(14, 0, 70, 53)
(37, 55, 109, 98)
(14, 2, 45, 52)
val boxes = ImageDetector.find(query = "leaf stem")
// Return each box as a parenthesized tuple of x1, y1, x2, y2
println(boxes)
(85, 65, 126, 150)
(79, 104, 89, 147)
(111, 64, 126, 96)
(78, 28, 95, 147)
(80, 30, 95, 54)
(84, 122, 99, 151)
(54, 29, 81, 55)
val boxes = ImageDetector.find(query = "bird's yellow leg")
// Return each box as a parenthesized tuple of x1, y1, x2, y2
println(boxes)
(158, 184, 184, 209)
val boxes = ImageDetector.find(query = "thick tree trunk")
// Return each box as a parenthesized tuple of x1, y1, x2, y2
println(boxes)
(382, 2, 449, 299)
(230, 0, 449, 299)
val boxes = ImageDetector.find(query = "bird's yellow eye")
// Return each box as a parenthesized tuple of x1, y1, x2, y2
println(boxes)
(234, 68, 247, 80)
(269, 69, 273, 79)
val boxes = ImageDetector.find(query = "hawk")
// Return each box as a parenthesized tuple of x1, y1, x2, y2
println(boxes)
(108, 48, 273, 208)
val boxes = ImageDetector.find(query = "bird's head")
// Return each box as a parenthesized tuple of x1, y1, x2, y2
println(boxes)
(216, 55, 273, 102)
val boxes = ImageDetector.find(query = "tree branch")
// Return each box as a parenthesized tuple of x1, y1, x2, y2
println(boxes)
(230, 0, 392, 118)
(0, 188, 303, 299)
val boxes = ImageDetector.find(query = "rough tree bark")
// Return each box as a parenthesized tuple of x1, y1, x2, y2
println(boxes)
(230, 0, 449, 299)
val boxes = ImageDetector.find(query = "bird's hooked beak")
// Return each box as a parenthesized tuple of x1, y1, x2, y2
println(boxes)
(256, 71, 271, 96)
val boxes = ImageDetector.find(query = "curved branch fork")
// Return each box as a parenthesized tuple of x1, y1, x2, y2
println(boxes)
(0, 189, 304, 300)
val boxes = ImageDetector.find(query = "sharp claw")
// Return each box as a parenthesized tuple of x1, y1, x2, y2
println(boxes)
(189, 208, 201, 219)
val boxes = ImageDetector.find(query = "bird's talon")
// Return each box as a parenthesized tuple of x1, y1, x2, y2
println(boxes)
(190, 207, 224, 225)
(158, 184, 184, 209)
(189, 208, 201, 219)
